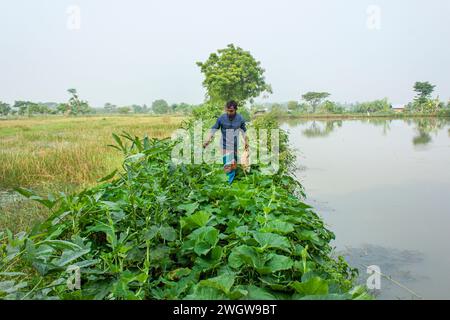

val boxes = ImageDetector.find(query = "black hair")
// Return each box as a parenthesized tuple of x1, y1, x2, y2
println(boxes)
(225, 100, 238, 110)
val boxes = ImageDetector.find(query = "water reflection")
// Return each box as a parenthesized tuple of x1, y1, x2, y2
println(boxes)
(283, 119, 343, 138)
(282, 117, 450, 146)
(364, 118, 393, 136)
(407, 118, 449, 147)
(303, 121, 342, 138)
(412, 132, 432, 146)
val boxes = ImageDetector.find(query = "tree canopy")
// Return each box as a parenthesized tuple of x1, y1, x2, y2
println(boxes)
(0, 101, 11, 116)
(60, 89, 92, 115)
(414, 81, 435, 104)
(196, 44, 272, 106)
(409, 82, 441, 113)
(152, 99, 169, 114)
(301, 92, 331, 113)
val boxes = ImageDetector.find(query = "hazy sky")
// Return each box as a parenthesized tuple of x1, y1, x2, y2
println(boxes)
(0, 0, 449, 107)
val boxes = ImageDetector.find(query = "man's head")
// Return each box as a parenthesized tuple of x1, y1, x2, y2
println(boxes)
(225, 100, 238, 117)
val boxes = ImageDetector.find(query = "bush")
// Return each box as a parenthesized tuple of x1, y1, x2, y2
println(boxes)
(352, 98, 390, 113)
(318, 101, 345, 114)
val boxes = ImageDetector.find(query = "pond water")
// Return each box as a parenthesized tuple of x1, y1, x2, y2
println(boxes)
(282, 117, 450, 300)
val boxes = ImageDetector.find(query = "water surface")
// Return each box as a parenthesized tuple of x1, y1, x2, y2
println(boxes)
(282, 118, 450, 299)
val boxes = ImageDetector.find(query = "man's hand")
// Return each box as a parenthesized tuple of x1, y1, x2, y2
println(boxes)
(203, 140, 210, 149)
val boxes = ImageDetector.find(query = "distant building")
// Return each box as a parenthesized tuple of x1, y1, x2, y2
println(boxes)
(391, 103, 406, 113)
(252, 106, 269, 116)
(253, 110, 267, 116)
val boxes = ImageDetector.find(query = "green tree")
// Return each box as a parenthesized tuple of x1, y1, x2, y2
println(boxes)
(196, 43, 272, 106)
(413, 81, 435, 105)
(57, 103, 69, 114)
(131, 104, 147, 113)
(104, 103, 117, 113)
(269, 103, 286, 117)
(35, 103, 52, 114)
(170, 102, 192, 115)
(65, 89, 92, 115)
(297, 102, 309, 113)
(301, 92, 331, 113)
(13, 101, 32, 115)
(117, 106, 131, 114)
(0, 101, 11, 116)
(423, 97, 443, 113)
(287, 101, 299, 113)
(152, 99, 169, 114)
(9, 101, 54, 116)
(319, 100, 344, 114)
(353, 98, 390, 113)
(170, 103, 178, 113)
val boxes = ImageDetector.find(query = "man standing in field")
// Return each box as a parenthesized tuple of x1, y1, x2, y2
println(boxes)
(203, 100, 249, 184)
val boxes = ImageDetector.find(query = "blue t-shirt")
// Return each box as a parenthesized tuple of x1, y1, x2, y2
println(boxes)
(210, 113, 247, 151)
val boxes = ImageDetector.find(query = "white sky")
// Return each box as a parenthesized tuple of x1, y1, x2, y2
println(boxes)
(0, 0, 449, 107)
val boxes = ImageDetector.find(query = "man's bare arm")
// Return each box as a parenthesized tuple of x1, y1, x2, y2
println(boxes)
(203, 130, 216, 148)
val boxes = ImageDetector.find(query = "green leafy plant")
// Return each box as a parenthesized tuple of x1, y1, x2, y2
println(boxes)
(0, 124, 368, 300)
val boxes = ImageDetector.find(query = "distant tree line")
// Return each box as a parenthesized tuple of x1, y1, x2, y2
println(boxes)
(249, 81, 449, 117)
(0, 89, 93, 116)
(0, 90, 196, 117)
(102, 99, 195, 115)
(2, 82, 449, 118)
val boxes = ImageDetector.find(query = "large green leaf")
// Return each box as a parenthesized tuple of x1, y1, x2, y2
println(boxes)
(290, 277, 329, 296)
(143, 226, 159, 240)
(194, 242, 212, 256)
(252, 232, 291, 253)
(296, 230, 323, 245)
(228, 245, 266, 269)
(198, 273, 235, 294)
(177, 203, 199, 215)
(53, 250, 90, 267)
(260, 220, 294, 235)
(187, 226, 219, 256)
(257, 254, 293, 274)
(349, 285, 373, 300)
(243, 285, 277, 300)
(184, 286, 228, 300)
(96, 169, 118, 182)
(13, 187, 57, 209)
(38, 240, 82, 251)
(181, 211, 211, 229)
(159, 226, 177, 241)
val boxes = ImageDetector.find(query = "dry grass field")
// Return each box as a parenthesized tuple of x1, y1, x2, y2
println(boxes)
(0, 115, 185, 232)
